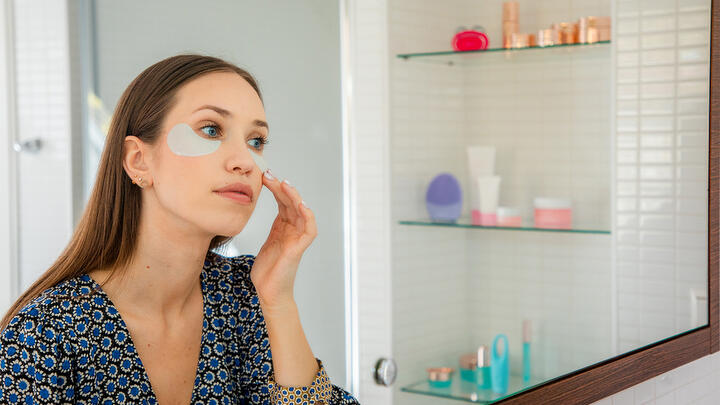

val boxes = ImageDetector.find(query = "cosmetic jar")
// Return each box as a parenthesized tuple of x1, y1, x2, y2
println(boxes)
(597, 16, 611, 41)
(459, 353, 478, 383)
(528, 33, 537, 47)
(533, 197, 572, 229)
(427, 367, 454, 388)
(578, 17, 594, 43)
(579, 16, 611, 43)
(511, 32, 530, 48)
(551, 22, 575, 44)
(537, 29, 554, 46)
(497, 207, 522, 227)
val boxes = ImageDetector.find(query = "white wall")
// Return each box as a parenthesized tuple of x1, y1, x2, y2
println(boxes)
(0, 0, 353, 394)
(345, 0, 394, 403)
(0, 0, 17, 315)
(90, 0, 350, 389)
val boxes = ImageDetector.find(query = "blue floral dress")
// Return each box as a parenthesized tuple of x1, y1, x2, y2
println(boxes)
(0, 251, 360, 404)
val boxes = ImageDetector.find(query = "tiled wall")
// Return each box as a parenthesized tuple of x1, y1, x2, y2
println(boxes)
(388, 3, 475, 404)
(389, 0, 616, 395)
(464, 0, 615, 380)
(613, 0, 710, 353)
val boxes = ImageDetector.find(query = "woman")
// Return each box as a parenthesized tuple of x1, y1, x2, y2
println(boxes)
(0, 54, 360, 404)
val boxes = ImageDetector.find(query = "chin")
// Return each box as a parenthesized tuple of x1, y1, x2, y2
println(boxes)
(208, 222, 248, 238)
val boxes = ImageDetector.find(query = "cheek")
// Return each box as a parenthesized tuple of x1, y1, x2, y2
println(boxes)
(154, 153, 215, 211)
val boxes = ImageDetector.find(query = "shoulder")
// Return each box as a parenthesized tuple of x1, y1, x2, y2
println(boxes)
(203, 250, 260, 305)
(203, 249, 256, 286)
(4, 275, 93, 331)
(1, 275, 91, 356)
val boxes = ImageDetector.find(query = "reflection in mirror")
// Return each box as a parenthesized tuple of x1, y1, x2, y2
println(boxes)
(390, 0, 710, 402)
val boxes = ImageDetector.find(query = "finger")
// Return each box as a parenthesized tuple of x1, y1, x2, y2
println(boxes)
(279, 180, 303, 224)
(297, 201, 317, 250)
(262, 170, 293, 219)
(280, 180, 300, 227)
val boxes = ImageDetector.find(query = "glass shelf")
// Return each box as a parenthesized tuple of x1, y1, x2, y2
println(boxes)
(401, 372, 546, 404)
(396, 41, 611, 65)
(398, 219, 611, 235)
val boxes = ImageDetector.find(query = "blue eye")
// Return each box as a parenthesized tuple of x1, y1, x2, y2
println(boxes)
(248, 136, 270, 151)
(200, 125, 219, 138)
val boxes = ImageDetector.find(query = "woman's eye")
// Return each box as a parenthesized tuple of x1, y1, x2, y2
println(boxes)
(248, 136, 270, 151)
(200, 125, 220, 138)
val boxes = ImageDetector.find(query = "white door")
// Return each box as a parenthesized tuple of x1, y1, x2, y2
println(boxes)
(0, 0, 75, 314)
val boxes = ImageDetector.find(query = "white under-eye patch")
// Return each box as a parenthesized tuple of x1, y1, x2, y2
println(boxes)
(166, 122, 221, 157)
(250, 149, 269, 172)
(167, 122, 271, 172)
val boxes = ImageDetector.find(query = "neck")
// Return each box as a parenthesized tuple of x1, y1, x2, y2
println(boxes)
(92, 197, 215, 322)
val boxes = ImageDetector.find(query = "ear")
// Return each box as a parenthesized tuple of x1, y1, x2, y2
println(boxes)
(123, 136, 153, 187)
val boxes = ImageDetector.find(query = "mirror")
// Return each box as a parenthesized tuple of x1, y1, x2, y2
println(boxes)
(390, 0, 711, 402)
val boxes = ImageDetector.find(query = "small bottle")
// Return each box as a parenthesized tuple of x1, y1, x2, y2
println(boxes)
(476, 345, 492, 389)
(490, 334, 510, 394)
(523, 320, 532, 383)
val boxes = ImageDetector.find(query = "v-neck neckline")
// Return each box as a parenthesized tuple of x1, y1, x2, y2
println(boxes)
(82, 265, 210, 404)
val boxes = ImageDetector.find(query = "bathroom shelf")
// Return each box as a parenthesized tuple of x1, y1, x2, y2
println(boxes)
(396, 40, 610, 65)
(401, 372, 546, 404)
(398, 219, 611, 235)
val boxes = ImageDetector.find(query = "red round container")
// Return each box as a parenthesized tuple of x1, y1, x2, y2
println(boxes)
(452, 30, 490, 51)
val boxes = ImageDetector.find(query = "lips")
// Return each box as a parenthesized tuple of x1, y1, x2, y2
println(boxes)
(214, 182, 253, 199)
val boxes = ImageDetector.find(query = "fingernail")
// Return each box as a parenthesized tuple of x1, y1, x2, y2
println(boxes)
(283, 179, 291, 186)
(301, 200, 307, 208)
(264, 170, 275, 180)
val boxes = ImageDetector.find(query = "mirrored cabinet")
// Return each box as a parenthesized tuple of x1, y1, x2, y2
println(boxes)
(384, 0, 712, 403)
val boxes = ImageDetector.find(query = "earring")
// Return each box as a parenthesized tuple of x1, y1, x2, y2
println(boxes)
(131, 176, 143, 187)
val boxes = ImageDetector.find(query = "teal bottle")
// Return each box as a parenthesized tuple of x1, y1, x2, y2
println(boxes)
(523, 342, 531, 382)
(476, 345, 492, 389)
(522, 320, 532, 383)
(490, 334, 510, 394)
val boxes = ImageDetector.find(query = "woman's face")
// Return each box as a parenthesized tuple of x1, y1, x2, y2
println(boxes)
(133, 71, 268, 239)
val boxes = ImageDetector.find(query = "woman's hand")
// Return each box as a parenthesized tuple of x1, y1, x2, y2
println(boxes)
(250, 169, 318, 312)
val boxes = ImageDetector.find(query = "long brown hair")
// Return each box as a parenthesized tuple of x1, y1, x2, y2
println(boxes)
(1, 54, 263, 331)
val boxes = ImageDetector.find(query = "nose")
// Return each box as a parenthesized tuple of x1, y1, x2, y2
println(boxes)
(226, 144, 258, 175)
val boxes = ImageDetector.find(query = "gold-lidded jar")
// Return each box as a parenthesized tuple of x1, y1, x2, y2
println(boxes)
(427, 366, 455, 381)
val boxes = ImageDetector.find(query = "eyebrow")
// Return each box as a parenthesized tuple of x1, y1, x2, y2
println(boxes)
(193, 104, 269, 132)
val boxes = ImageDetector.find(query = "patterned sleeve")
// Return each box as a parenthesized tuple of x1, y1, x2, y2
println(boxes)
(267, 357, 360, 404)
(0, 305, 75, 404)
(229, 254, 360, 404)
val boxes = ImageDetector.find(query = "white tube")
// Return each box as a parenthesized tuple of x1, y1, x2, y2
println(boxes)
(466, 146, 496, 179)
(476, 176, 501, 214)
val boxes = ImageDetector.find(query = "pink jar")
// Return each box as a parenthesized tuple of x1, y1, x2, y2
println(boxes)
(533, 198, 572, 229)
(497, 207, 522, 227)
